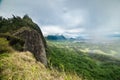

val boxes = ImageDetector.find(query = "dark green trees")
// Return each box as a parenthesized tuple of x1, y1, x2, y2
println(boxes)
(0, 15, 40, 33)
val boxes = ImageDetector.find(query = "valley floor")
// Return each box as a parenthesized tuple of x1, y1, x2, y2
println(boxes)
(47, 41, 120, 80)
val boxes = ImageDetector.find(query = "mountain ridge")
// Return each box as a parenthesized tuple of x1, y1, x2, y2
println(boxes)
(0, 15, 47, 65)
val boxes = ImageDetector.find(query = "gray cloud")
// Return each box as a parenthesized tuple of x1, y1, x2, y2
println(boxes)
(0, 0, 120, 40)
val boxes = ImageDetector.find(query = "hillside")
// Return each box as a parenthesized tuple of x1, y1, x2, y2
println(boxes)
(0, 15, 120, 80)
(0, 15, 47, 65)
(0, 48, 80, 80)
(47, 41, 120, 80)
(0, 16, 81, 80)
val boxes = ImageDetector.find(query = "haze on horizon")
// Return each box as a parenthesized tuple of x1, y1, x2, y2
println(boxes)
(0, 0, 120, 41)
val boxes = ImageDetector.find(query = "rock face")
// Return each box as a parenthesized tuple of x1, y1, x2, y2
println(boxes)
(13, 27, 47, 66)
(0, 15, 47, 65)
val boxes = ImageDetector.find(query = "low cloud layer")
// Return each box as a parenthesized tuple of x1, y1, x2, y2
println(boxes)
(0, 0, 120, 40)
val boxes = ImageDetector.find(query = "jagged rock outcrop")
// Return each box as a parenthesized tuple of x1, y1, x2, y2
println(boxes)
(13, 27, 47, 66)
(0, 15, 47, 66)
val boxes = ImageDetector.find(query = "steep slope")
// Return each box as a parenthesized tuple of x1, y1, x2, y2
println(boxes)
(13, 27, 47, 65)
(0, 15, 83, 80)
(0, 36, 81, 80)
(0, 51, 81, 80)
(0, 15, 47, 65)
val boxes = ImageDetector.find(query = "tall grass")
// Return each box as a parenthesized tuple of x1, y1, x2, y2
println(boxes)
(0, 37, 82, 80)
(0, 51, 81, 80)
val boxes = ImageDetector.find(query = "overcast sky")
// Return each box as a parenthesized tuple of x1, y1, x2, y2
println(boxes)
(0, 0, 120, 41)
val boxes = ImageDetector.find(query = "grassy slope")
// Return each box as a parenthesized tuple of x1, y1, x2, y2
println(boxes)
(0, 38, 81, 80)
(47, 41, 120, 80)
(1, 37, 120, 80)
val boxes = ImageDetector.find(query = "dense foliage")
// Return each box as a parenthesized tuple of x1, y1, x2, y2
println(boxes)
(0, 15, 40, 33)
(0, 33, 24, 51)
(0, 38, 13, 53)
(47, 41, 120, 80)
(0, 15, 46, 51)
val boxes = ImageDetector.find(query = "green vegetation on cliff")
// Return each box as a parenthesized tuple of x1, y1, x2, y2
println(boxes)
(0, 15, 47, 65)
(0, 15, 40, 33)
(0, 15, 46, 47)
(0, 38, 13, 53)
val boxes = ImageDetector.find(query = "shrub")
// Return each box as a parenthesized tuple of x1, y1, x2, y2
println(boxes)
(0, 38, 13, 53)
(0, 33, 24, 51)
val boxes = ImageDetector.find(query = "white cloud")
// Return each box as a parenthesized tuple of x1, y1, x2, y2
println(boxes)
(62, 10, 86, 27)
(66, 28, 84, 33)
(41, 25, 65, 36)
(114, 32, 120, 35)
(41, 25, 85, 37)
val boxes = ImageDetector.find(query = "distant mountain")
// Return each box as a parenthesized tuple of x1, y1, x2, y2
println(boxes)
(46, 34, 89, 42)
(46, 35, 66, 41)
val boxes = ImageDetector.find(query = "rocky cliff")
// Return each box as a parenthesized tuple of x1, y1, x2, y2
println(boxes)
(0, 15, 47, 66)
(13, 27, 47, 66)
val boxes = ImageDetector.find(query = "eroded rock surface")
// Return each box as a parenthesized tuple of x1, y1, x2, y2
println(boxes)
(13, 27, 47, 66)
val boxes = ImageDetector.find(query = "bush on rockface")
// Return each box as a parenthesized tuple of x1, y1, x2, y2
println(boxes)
(0, 38, 13, 53)
(0, 33, 24, 51)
